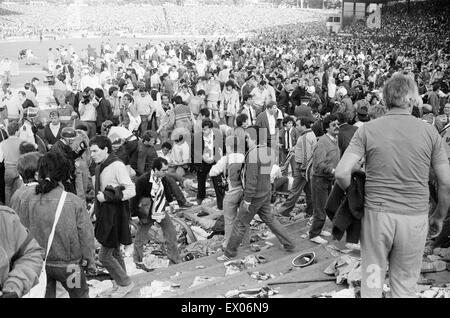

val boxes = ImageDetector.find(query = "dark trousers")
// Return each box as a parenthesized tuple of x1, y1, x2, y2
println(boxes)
(45, 264, 89, 298)
(196, 162, 224, 210)
(279, 163, 309, 216)
(0, 162, 5, 204)
(224, 196, 295, 258)
(163, 175, 187, 205)
(134, 212, 180, 264)
(279, 149, 296, 177)
(309, 176, 333, 238)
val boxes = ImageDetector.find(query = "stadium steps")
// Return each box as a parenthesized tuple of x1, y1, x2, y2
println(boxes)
(126, 218, 348, 298)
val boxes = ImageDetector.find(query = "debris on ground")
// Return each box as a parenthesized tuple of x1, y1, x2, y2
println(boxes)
(248, 271, 276, 281)
(421, 259, 447, 273)
(418, 287, 450, 298)
(224, 286, 279, 298)
(181, 235, 224, 260)
(324, 255, 361, 286)
(139, 281, 175, 298)
(190, 276, 220, 288)
(224, 255, 268, 276)
(143, 254, 170, 269)
(88, 279, 114, 298)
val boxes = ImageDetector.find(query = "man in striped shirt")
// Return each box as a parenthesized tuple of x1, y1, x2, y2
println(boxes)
(131, 157, 182, 270)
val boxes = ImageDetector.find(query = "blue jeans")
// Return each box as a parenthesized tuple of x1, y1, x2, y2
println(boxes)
(224, 196, 295, 258)
(133, 212, 181, 264)
(223, 187, 250, 247)
(98, 246, 131, 287)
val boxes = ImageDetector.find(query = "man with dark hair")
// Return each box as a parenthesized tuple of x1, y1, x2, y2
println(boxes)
(136, 130, 158, 177)
(353, 105, 370, 128)
(336, 112, 358, 157)
(131, 157, 185, 270)
(277, 116, 316, 217)
(308, 114, 340, 244)
(43, 110, 63, 150)
(89, 135, 135, 298)
(51, 127, 87, 194)
(30, 77, 39, 96)
(107, 86, 121, 126)
(218, 125, 295, 261)
(255, 101, 279, 147)
(279, 116, 299, 176)
(188, 89, 206, 117)
(192, 119, 224, 209)
(94, 88, 113, 135)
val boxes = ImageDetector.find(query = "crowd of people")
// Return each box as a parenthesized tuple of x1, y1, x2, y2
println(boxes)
(1, 0, 450, 299)
(0, 4, 326, 39)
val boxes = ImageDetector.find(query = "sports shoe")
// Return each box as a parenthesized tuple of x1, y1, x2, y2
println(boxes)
(310, 236, 328, 244)
(179, 201, 194, 208)
(345, 243, 361, 250)
(110, 281, 135, 298)
(320, 230, 332, 237)
(135, 262, 154, 272)
(217, 254, 232, 262)
(97, 281, 118, 298)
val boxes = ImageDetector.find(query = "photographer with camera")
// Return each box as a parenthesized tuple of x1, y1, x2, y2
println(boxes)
(51, 127, 88, 195)
(78, 87, 97, 139)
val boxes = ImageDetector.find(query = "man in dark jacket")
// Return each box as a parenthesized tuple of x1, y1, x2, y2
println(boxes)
(43, 110, 63, 150)
(136, 130, 158, 177)
(218, 126, 296, 261)
(130, 157, 184, 270)
(51, 127, 87, 194)
(94, 88, 113, 135)
(336, 112, 357, 157)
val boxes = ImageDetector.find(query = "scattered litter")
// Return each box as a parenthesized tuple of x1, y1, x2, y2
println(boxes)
(139, 281, 174, 298)
(300, 234, 308, 239)
(427, 254, 443, 262)
(143, 254, 170, 269)
(170, 272, 182, 279)
(419, 287, 450, 298)
(248, 271, 276, 281)
(292, 252, 315, 267)
(88, 279, 113, 298)
(181, 235, 224, 260)
(224, 255, 267, 276)
(224, 286, 279, 298)
(195, 265, 206, 269)
(324, 255, 361, 286)
(191, 225, 212, 241)
(433, 247, 450, 261)
(190, 276, 220, 288)
(421, 260, 447, 273)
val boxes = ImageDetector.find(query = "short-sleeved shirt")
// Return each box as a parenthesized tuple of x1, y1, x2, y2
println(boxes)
(346, 107, 448, 215)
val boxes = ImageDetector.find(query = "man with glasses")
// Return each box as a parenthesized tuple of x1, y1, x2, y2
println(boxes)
(308, 114, 340, 244)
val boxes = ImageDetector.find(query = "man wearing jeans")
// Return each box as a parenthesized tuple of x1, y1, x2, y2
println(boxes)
(277, 117, 316, 217)
(308, 114, 340, 244)
(131, 157, 187, 269)
(218, 126, 295, 261)
(90, 136, 136, 298)
(335, 74, 450, 298)
(134, 88, 153, 137)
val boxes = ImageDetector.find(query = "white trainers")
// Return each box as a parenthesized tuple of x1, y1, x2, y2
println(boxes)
(345, 243, 361, 250)
(310, 236, 328, 244)
(110, 281, 135, 298)
(320, 230, 332, 237)
(97, 281, 118, 298)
